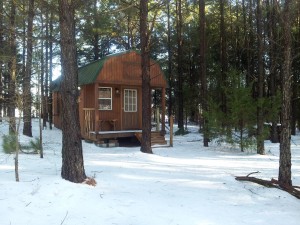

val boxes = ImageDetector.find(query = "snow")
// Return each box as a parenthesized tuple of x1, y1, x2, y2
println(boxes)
(0, 120, 299, 225)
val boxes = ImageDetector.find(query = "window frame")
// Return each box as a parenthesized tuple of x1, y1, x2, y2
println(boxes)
(124, 89, 137, 112)
(98, 87, 112, 110)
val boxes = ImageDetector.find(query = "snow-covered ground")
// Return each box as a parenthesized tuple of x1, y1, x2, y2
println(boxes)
(0, 120, 299, 225)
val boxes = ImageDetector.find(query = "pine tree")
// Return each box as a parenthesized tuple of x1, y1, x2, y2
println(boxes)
(278, 0, 292, 188)
(58, 0, 86, 183)
(140, 0, 152, 154)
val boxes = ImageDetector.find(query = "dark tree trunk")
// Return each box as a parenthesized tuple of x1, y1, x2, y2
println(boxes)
(279, 0, 292, 188)
(21, 0, 25, 97)
(59, 0, 86, 183)
(23, 0, 34, 137)
(93, 0, 99, 60)
(242, 0, 248, 84)
(40, 12, 47, 129)
(8, 0, 16, 134)
(246, 0, 255, 87)
(268, 0, 279, 143)
(220, 0, 227, 115)
(256, 0, 265, 154)
(292, 2, 300, 134)
(167, 0, 173, 122)
(234, 0, 241, 70)
(199, 0, 209, 147)
(0, 0, 3, 122)
(176, 0, 184, 131)
(49, 9, 54, 130)
(140, 0, 152, 154)
(45, 7, 49, 129)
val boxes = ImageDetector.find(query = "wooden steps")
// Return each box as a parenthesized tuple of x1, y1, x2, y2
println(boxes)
(135, 131, 167, 146)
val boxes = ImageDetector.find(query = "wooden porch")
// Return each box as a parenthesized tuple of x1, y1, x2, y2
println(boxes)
(82, 108, 167, 147)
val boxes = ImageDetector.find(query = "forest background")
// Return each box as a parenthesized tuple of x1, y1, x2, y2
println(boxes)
(0, 0, 298, 187)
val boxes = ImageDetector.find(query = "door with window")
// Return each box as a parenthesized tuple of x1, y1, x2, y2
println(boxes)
(122, 88, 139, 130)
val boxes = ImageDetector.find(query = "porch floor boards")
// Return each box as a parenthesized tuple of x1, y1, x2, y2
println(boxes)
(88, 130, 167, 146)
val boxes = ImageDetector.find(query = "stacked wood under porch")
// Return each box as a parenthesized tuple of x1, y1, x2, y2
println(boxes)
(82, 108, 167, 147)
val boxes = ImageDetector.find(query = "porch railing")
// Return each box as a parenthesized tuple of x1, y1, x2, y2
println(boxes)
(83, 108, 95, 139)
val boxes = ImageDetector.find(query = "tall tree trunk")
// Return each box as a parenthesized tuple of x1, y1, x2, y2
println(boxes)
(23, 0, 34, 137)
(59, 0, 86, 183)
(220, 0, 227, 115)
(21, 0, 26, 95)
(0, 0, 3, 122)
(199, 0, 209, 147)
(268, 0, 279, 143)
(8, 0, 16, 134)
(256, 0, 265, 154)
(140, 0, 152, 154)
(242, 0, 248, 83)
(246, 0, 254, 87)
(40, 12, 46, 129)
(38, 68, 43, 158)
(234, 0, 240, 70)
(176, 0, 184, 131)
(293, 2, 300, 134)
(49, 9, 54, 130)
(278, 0, 292, 188)
(45, 7, 49, 129)
(93, 0, 99, 60)
(167, 0, 173, 122)
(291, 4, 300, 135)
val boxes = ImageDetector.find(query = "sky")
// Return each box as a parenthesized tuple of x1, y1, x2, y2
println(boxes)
(0, 120, 299, 225)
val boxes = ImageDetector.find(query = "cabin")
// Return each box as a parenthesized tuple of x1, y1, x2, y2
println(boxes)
(52, 50, 168, 147)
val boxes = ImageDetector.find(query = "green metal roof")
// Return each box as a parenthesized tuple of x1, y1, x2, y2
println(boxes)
(51, 50, 167, 91)
(79, 50, 135, 85)
(51, 51, 130, 91)
(78, 58, 104, 85)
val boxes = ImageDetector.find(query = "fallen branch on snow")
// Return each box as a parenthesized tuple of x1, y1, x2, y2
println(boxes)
(235, 173, 300, 199)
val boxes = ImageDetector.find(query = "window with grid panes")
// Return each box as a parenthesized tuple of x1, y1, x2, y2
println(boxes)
(98, 87, 112, 110)
(124, 89, 137, 112)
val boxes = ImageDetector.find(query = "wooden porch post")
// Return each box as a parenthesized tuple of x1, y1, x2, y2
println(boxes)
(95, 83, 99, 130)
(161, 87, 166, 134)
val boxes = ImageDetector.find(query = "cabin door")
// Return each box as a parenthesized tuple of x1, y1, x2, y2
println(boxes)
(122, 88, 139, 130)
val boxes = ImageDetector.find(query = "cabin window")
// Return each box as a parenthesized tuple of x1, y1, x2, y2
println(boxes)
(124, 89, 137, 112)
(98, 87, 112, 110)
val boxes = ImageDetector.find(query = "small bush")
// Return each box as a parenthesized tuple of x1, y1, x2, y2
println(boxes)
(2, 134, 19, 154)
(28, 138, 41, 154)
(21, 138, 41, 154)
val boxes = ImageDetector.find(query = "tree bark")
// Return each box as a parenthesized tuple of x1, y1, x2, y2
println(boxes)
(279, 0, 292, 188)
(93, 0, 99, 60)
(45, 6, 49, 129)
(8, 0, 16, 134)
(40, 11, 46, 129)
(0, 0, 3, 122)
(256, 0, 265, 154)
(246, 0, 255, 87)
(176, 0, 184, 131)
(167, 0, 173, 122)
(268, 0, 279, 143)
(140, 0, 152, 154)
(59, 0, 86, 182)
(23, 0, 34, 137)
(199, 0, 209, 147)
(49, 9, 54, 130)
(220, 0, 227, 115)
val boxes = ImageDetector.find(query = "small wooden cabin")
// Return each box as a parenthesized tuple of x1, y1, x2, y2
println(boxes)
(52, 50, 168, 146)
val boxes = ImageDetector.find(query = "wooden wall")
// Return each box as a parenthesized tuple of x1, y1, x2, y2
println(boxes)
(96, 51, 167, 88)
(52, 92, 62, 129)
